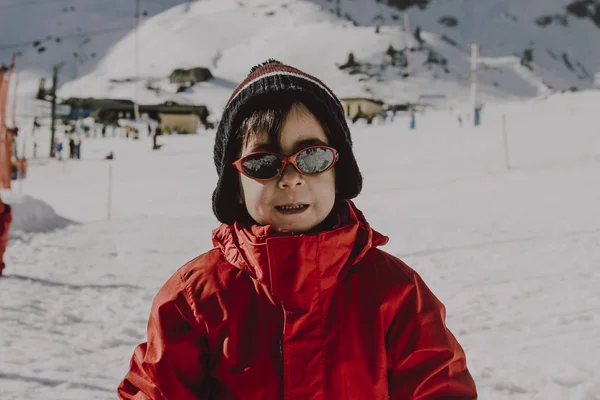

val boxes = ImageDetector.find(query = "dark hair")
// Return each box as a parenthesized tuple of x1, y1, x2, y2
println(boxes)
(235, 99, 332, 155)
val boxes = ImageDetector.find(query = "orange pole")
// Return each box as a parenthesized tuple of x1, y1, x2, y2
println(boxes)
(0, 54, 16, 189)
(0, 68, 7, 189)
(0, 68, 4, 123)
(11, 71, 19, 129)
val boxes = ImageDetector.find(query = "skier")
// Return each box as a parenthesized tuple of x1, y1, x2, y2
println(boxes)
(56, 138, 63, 161)
(69, 136, 76, 159)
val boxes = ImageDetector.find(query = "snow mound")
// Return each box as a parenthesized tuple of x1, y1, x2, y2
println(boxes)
(9, 195, 76, 236)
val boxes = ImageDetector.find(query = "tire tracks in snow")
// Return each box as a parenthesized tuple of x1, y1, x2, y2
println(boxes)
(396, 226, 600, 258)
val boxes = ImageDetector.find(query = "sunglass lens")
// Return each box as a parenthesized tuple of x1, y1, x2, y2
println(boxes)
(242, 154, 282, 179)
(296, 147, 335, 174)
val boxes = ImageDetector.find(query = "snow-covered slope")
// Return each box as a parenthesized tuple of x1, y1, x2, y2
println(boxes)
(53, 0, 550, 113)
(3, 89, 600, 400)
(323, 0, 600, 91)
(0, 0, 187, 79)
(4, 0, 600, 114)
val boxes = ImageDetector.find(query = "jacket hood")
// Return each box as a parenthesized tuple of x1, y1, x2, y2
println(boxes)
(212, 200, 388, 309)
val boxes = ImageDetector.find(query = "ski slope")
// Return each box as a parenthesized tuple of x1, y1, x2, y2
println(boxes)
(1, 89, 600, 399)
(6, 0, 600, 120)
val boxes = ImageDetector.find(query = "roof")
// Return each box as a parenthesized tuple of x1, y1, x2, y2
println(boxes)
(60, 98, 208, 115)
(339, 97, 385, 105)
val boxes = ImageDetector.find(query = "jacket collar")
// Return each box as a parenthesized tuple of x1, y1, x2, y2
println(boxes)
(212, 201, 388, 309)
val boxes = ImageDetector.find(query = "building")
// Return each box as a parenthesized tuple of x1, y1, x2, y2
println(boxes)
(169, 67, 213, 85)
(60, 98, 210, 131)
(160, 113, 201, 134)
(340, 97, 385, 123)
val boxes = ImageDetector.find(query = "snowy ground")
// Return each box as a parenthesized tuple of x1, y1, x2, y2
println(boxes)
(1, 91, 600, 399)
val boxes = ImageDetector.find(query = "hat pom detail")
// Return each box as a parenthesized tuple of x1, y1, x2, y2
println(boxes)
(249, 58, 283, 74)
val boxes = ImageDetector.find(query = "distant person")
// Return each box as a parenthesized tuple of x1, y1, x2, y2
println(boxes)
(474, 105, 483, 126)
(69, 136, 76, 159)
(118, 60, 477, 399)
(0, 196, 12, 277)
(458, 115, 463, 127)
(152, 132, 162, 151)
(74, 136, 82, 159)
(56, 139, 63, 160)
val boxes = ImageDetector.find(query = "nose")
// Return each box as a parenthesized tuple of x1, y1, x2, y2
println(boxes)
(277, 163, 305, 189)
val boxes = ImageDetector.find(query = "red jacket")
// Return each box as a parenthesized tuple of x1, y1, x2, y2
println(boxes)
(119, 201, 477, 399)
(0, 202, 11, 274)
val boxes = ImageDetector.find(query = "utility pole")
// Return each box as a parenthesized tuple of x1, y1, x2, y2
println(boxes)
(73, 38, 84, 122)
(336, 0, 340, 18)
(50, 65, 58, 157)
(403, 12, 411, 47)
(403, 12, 411, 71)
(133, 0, 141, 123)
(10, 71, 19, 131)
(470, 43, 479, 124)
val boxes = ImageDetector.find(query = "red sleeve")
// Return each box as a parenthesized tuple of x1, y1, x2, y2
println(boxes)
(0, 204, 12, 259)
(386, 271, 477, 399)
(118, 270, 211, 399)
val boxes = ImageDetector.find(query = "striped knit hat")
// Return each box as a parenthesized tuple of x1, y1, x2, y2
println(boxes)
(212, 59, 363, 225)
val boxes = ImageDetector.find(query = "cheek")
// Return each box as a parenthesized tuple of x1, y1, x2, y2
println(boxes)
(322, 169, 337, 193)
(239, 175, 258, 203)
(239, 176, 272, 211)
(310, 171, 336, 205)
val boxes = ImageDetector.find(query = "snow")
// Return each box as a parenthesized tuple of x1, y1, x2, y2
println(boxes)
(7, 194, 75, 236)
(6, 0, 600, 118)
(0, 0, 188, 80)
(2, 87, 600, 399)
(47, 0, 600, 114)
(2, 0, 600, 398)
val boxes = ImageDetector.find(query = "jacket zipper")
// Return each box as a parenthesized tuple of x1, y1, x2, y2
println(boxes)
(279, 301, 286, 399)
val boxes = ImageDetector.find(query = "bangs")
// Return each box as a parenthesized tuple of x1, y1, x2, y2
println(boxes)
(235, 100, 325, 154)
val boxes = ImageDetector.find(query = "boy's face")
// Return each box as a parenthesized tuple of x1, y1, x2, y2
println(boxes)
(239, 105, 336, 233)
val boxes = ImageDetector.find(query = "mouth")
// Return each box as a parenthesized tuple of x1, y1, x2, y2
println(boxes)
(275, 204, 310, 214)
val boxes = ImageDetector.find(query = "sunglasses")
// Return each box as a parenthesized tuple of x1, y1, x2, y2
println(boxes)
(233, 145, 339, 181)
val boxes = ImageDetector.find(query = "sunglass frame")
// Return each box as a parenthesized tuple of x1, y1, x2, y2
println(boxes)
(232, 145, 339, 182)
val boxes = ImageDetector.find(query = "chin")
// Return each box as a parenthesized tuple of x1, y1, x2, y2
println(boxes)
(274, 223, 314, 233)
(274, 216, 323, 233)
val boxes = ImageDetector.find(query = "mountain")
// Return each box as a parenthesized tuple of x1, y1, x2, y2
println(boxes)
(3, 0, 600, 114)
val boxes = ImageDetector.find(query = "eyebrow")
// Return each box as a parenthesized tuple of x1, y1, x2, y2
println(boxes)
(247, 142, 277, 153)
(247, 138, 328, 154)
(292, 138, 328, 152)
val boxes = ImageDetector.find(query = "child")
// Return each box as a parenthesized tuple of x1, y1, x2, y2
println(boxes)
(118, 60, 477, 399)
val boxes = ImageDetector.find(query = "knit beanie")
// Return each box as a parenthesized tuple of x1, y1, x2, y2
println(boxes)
(212, 59, 363, 225)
